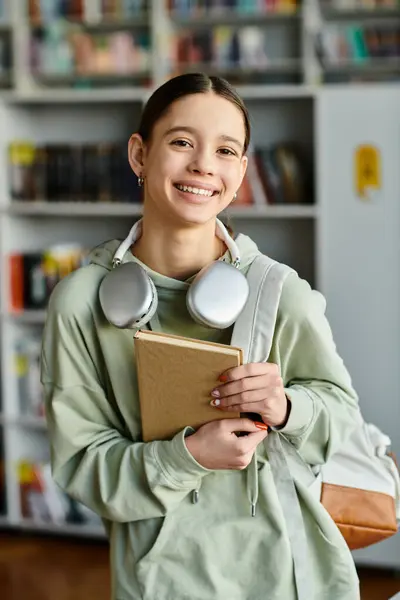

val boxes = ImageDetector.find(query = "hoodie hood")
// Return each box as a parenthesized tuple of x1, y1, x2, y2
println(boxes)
(89, 238, 128, 272)
(88, 231, 262, 279)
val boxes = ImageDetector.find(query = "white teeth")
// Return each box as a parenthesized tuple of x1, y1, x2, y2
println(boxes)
(175, 184, 214, 197)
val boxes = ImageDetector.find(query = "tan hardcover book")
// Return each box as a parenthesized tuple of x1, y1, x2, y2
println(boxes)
(134, 330, 243, 442)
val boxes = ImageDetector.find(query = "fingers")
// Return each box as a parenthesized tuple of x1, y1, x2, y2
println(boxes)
(214, 375, 270, 398)
(211, 381, 282, 411)
(192, 418, 268, 471)
(211, 388, 267, 409)
(238, 429, 269, 453)
(212, 374, 282, 403)
(223, 418, 268, 434)
(219, 362, 280, 383)
(224, 402, 271, 414)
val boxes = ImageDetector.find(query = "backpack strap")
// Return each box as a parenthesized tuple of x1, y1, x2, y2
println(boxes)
(230, 254, 294, 361)
(232, 254, 315, 600)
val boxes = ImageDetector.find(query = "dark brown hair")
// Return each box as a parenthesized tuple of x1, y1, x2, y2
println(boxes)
(138, 72, 251, 154)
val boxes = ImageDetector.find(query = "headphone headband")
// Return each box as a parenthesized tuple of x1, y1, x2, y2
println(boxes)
(112, 218, 241, 268)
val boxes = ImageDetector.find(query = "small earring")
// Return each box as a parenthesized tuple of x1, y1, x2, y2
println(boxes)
(233, 192, 237, 201)
(138, 175, 144, 187)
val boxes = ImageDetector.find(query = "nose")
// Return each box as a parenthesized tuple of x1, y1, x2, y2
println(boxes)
(188, 148, 215, 176)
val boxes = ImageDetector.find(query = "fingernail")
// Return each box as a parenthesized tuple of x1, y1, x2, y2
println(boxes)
(211, 389, 220, 398)
(210, 399, 221, 407)
(255, 422, 269, 431)
(219, 375, 228, 382)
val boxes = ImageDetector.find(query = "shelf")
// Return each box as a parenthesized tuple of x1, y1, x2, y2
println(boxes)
(170, 10, 301, 27)
(175, 59, 303, 77)
(323, 58, 400, 75)
(0, 414, 46, 429)
(4, 85, 315, 104)
(33, 71, 151, 88)
(0, 512, 105, 540)
(6, 202, 144, 217)
(30, 16, 150, 31)
(234, 85, 315, 99)
(322, 7, 400, 22)
(5, 202, 318, 219)
(228, 205, 318, 218)
(3, 309, 47, 324)
(17, 519, 107, 539)
(7, 86, 150, 104)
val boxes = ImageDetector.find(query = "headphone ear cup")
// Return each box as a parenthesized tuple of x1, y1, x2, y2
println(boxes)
(99, 262, 158, 329)
(187, 261, 249, 329)
(139, 276, 158, 327)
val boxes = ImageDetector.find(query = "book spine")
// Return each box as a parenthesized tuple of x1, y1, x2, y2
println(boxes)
(83, 0, 102, 22)
(9, 254, 24, 312)
(8, 142, 37, 201)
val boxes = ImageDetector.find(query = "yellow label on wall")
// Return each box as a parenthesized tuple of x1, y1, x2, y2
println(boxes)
(355, 145, 381, 200)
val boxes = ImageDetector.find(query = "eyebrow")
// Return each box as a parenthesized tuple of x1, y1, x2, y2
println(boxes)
(164, 126, 244, 150)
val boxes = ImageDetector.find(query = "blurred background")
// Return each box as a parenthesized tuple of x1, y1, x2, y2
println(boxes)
(0, 0, 399, 599)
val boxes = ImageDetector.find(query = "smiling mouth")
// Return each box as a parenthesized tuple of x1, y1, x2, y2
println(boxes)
(174, 184, 218, 197)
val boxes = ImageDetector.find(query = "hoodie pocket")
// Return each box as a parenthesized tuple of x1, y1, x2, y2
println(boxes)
(135, 470, 297, 600)
(305, 505, 360, 597)
(137, 513, 170, 566)
(136, 510, 188, 600)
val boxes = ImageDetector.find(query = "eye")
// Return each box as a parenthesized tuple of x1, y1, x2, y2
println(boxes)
(218, 148, 237, 156)
(171, 139, 192, 148)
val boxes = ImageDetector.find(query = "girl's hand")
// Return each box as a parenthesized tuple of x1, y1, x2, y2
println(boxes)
(185, 418, 269, 470)
(210, 363, 290, 428)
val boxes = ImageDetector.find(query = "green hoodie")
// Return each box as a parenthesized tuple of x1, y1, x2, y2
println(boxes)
(41, 232, 361, 600)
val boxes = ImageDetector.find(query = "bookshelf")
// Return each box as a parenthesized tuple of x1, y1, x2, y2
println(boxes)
(315, 0, 400, 84)
(0, 0, 398, 570)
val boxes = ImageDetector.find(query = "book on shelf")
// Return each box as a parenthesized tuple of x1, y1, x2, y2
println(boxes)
(30, 25, 151, 82)
(0, 29, 11, 81)
(172, 26, 269, 70)
(8, 141, 142, 204)
(169, 24, 301, 84)
(134, 330, 243, 442)
(17, 460, 103, 528)
(323, 0, 399, 11)
(27, 0, 152, 84)
(28, 0, 150, 23)
(255, 143, 312, 205)
(14, 333, 44, 419)
(168, 0, 299, 17)
(9, 244, 88, 312)
(236, 142, 312, 206)
(316, 23, 400, 67)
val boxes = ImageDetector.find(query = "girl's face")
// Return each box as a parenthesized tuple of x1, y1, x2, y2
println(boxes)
(129, 92, 248, 226)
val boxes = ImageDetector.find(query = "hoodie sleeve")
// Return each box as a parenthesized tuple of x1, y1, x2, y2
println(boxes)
(41, 272, 211, 524)
(268, 273, 359, 466)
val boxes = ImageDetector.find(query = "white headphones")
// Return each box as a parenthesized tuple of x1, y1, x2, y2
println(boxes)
(99, 218, 249, 330)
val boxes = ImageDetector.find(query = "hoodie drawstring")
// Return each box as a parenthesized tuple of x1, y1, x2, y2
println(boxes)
(247, 449, 259, 517)
(191, 451, 259, 517)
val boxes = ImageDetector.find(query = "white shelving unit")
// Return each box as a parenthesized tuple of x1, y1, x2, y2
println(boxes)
(0, 0, 399, 569)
